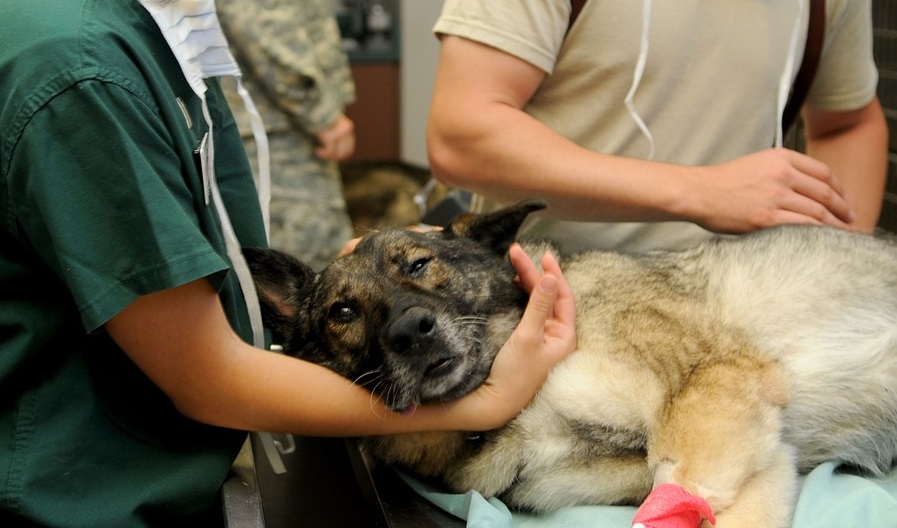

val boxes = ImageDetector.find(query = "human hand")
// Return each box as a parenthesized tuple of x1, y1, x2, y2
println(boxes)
(687, 148, 855, 233)
(314, 113, 355, 161)
(337, 236, 361, 256)
(455, 244, 576, 431)
(337, 225, 440, 257)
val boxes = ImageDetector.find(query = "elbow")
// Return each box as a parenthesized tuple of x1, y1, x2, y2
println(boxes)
(165, 384, 237, 430)
(170, 393, 223, 427)
(427, 135, 461, 188)
(426, 118, 479, 190)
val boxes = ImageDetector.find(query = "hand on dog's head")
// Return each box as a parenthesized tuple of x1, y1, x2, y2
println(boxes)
(241, 200, 548, 409)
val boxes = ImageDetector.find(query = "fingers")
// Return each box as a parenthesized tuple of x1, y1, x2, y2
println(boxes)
(509, 243, 541, 293)
(517, 273, 558, 331)
(315, 135, 354, 160)
(314, 115, 356, 161)
(705, 149, 857, 233)
(405, 224, 442, 233)
(337, 237, 361, 256)
(509, 244, 575, 329)
(338, 226, 439, 258)
(773, 190, 851, 229)
(784, 151, 855, 225)
(510, 245, 577, 362)
(787, 150, 845, 196)
(540, 252, 575, 329)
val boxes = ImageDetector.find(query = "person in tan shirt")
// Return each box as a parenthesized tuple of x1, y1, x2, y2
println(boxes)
(429, 0, 888, 253)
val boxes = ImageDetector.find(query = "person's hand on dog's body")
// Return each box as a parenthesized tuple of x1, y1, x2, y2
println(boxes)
(427, 2, 888, 254)
(461, 245, 577, 430)
(338, 224, 441, 256)
(105, 242, 575, 436)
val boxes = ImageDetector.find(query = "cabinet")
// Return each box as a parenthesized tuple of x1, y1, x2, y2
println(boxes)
(337, 0, 401, 161)
(346, 62, 400, 160)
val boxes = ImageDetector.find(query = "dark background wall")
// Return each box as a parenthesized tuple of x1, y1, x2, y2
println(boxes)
(874, 0, 896, 232)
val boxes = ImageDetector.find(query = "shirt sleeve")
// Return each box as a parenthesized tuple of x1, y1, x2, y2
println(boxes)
(7, 78, 229, 332)
(807, 0, 879, 111)
(433, 0, 570, 74)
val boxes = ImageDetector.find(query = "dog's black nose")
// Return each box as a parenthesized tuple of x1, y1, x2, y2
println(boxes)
(386, 305, 436, 353)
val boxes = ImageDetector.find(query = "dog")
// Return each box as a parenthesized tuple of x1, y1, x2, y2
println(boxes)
(244, 200, 897, 528)
(339, 159, 448, 235)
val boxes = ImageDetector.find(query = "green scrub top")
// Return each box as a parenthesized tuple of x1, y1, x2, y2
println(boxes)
(0, 0, 268, 526)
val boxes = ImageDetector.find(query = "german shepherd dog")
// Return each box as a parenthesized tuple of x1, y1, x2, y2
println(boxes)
(244, 201, 897, 528)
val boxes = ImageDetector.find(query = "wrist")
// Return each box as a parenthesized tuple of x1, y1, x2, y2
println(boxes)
(662, 164, 708, 226)
(418, 390, 513, 433)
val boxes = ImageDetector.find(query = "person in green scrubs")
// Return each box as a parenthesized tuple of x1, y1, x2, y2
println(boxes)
(0, 1, 576, 526)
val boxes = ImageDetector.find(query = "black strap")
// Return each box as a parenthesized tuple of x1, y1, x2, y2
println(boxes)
(568, 0, 587, 33)
(782, 0, 826, 132)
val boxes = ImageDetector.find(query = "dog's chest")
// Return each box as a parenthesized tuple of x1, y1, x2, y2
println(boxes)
(508, 351, 661, 462)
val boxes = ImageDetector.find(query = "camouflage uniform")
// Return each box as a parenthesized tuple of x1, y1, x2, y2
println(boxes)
(218, 0, 355, 270)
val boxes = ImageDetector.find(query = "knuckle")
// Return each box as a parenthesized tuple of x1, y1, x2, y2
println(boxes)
(810, 204, 829, 222)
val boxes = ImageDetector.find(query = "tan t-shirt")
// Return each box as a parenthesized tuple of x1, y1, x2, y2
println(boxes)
(434, 0, 878, 252)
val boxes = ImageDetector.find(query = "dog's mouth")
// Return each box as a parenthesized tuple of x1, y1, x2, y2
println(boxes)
(424, 356, 456, 377)
(380, 340, 488, 413)
(381, 352, 470, 412)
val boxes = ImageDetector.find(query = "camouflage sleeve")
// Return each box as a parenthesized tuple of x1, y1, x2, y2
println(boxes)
(218, 0, 356, 134)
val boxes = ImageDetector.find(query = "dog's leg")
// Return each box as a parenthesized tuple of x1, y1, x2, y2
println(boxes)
(502, 455, 653, 512)
(703, 449, 797, 528)
(646, 356, 797, 528)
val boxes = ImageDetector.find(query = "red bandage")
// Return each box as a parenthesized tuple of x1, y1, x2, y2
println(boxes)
(631, 483, 716, 528)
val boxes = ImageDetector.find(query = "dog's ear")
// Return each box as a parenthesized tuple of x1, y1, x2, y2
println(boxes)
(445, 200, 547, 253)
(242, 246, 317, 344)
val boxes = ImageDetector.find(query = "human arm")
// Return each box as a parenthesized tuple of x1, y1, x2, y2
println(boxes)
(427, 36, 855, 234)
(802, 96, 888, 232)
(104, 244, 575, 436)
(217, 0, 356, 140)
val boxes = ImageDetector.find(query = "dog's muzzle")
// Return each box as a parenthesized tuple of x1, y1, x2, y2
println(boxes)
(386, 304, 437, 353)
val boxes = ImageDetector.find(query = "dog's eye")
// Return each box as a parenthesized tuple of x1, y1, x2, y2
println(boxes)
(327, 302, 358, 323)
(405, 257, 431, 278)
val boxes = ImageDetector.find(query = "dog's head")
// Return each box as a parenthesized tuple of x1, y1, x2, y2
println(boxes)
(244, 200, 547, 413)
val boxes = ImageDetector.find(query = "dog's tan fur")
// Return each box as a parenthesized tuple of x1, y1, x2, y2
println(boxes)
(245, 201, 897, 528)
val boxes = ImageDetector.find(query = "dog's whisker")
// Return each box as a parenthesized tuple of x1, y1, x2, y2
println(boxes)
(368, 380, 386, 417)
(384, 383, 402, 413)
(455, 315, 488, 326)
(364, 376, 396, 418)
(353, 368, 383, 387)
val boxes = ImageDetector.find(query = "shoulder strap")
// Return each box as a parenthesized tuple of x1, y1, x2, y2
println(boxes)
(568, 0, 587, 34)
(782, 0, 826, 132)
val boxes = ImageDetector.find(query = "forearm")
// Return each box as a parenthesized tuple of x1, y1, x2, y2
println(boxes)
(804, 98, 889, 232)
(108, 279, 489, 437)
(427, 98, 695, 223)
(426, 35, 698, 224)
(187, 343, 495, 436)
